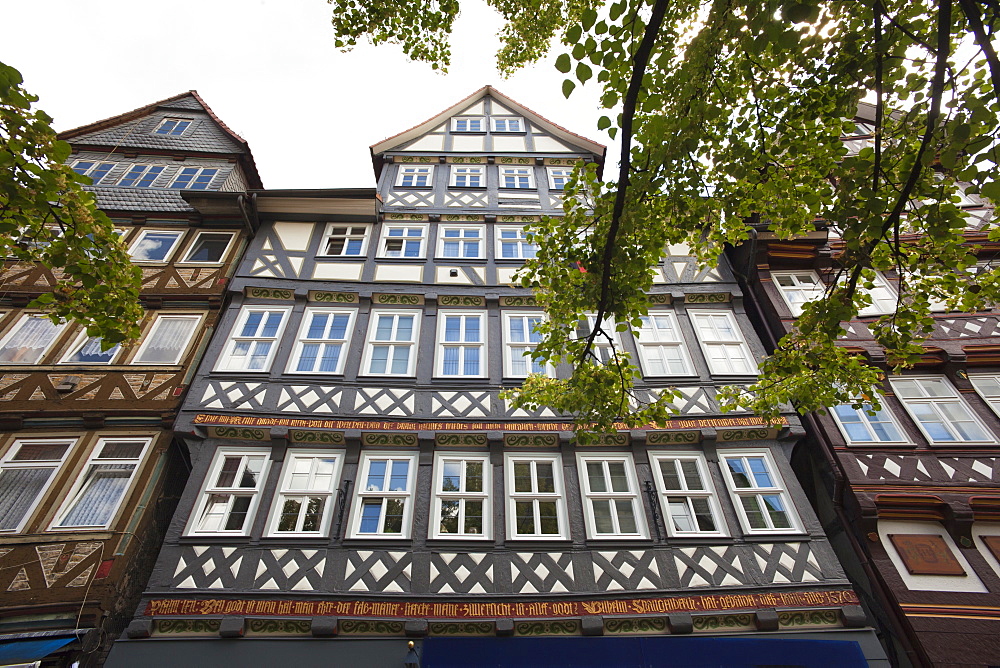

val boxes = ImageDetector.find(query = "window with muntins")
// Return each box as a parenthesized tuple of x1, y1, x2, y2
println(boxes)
(350, 453, 417, 538)
(772, 271, 825, 316)
(217, 308, 289, 371)
(889, 376, 995, 443)
(171, 167, 218, 190)
(396, 166, 433, 188)
(720, 451, 799, 534)
(132, 314, 201, 364)
(547, 167, 573, 190)
(450, 166, 484, 188)
(499, 167, 534, 189)
(61, 332, 121, 365)
(363, 311, 419, 376)
(578, 315, 618, 364)
(856, 273, 897, 316)
(577, 454, 646, 538)
(491, 117, 523, 132)
(52, 438, 149, 530)
(322, 224, 370, 256)
(129, 229, 184, 262)
(380, 225, 426, 258)
(288, 309, 354, 374)
(0, 439, 72, 532)
(649, 453, 726, 536)
(71, 160, 116, 185)
(154, 118, 192, 136)
(438, 225, 483, 258)
(267, 450, 343, 536)
(181, 232, 234, 263)
(118, 165, 165, 188)
(0, 314, 66, 364)
(452, 117, 484, 132)
(690, 311, 758, 375)
(503, 313, 549, 377)
(831, 403, 908, 444)
(188, 449, 269, 535)
(507, 454, 567, 539)
(497, 227, 538, 259)
(431, 453, 490, 539)
(636, 312, 694, 376)
(971, 375, 1000, 419)
(436, 312, 486, 377)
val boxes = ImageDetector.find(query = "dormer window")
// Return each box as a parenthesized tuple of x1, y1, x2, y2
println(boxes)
(118, 165, 164, 188)
(491, 117, 523, 132)
(71, 161, 116, 185)
(154, 118, 192, 136)
(396, 165, 433, 188)
(171, 167, 218, 190)
(452, 117, 484, 132)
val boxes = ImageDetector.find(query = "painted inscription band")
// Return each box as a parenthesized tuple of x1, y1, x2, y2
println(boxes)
(145, 590, 857, 619)
(194, 414, 788, 431)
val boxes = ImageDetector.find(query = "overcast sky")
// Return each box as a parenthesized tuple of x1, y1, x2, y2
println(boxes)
(3, 0, 613, 189)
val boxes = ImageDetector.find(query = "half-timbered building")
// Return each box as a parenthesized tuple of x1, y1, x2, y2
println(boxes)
(106, 87, 885, 666)
(727, 103, 1000, 666)
(0, 92, 260, 666)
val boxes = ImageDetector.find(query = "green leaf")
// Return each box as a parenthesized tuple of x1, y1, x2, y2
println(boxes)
(555, 53, 572, 73)
(562, 78, 576, 98)
(597, 116, 611, 130)
(576, 62, 592, 83)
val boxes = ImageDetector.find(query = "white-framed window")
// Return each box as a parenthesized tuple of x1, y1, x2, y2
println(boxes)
(431, 453, 491, 539)
(362, 311, 420, 376)
(60, 331, 121, 365)
(499, 166, 534, 189)
(451, 117, 484, 132)
(772, 271, 825, 317)
(216, 307, 290, 372)
(503, 312, 551, 377)
(288, 308, 355, 374)
(577, 454, 646, 539)
(154, 118, 192, 136)
(491, 117, 523, 132)
(266, 449, 344, 536)
(171, 167, 219, 190)
(649, 452, 727, 536)
(321, 224, 370, 257)
(51, 438, 150, 530)
(719, 450, 800, 534)
(830, 403, 909, 444)
(438, 225, 483, 258)
(506, 453, 568, 539)
(179, 231, 235, 263)
(449, 166, 484, 188)
(690, 310, 758, 375)
(132, 314, 202, 365)
(435, 312, 486, 378)
(856, 272, 897, 316)
(497, 226, 538, 259)
(969, 375, 1000, 419)
(0, 439, 73, 533)
(0, 314, 67, 364)
(636, 312, 694, 376)
(395, 165, 434, 188)
(71, 160, 116, 185)
(889, 376, 996, 444)
(547, 167, 573, 190)
(187, 448, 269, 535)
(578, 314, 619, 364)
(129, 229, 184, 262)
(118, 164, 165, 188)
(349, 452, 418, 538)
(379, 225, 427, 258)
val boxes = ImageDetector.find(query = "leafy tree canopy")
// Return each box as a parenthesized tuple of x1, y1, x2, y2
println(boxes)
(331, 0, 1000, 436)
(0, 61, 142, 346)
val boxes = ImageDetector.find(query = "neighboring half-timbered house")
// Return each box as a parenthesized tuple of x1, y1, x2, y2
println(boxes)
(727, 103, 1000, 666)
(0, 92, 259, 666)
(106, 87, 885, 666)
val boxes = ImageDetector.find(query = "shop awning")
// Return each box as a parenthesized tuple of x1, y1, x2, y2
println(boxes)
(0, 636, 76, 666)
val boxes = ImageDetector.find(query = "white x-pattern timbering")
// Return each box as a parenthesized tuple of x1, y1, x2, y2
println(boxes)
(503, 401, 558, 419)
(592, 551, 663, 591)
(444, 191, 487, 207)
(172, 546, 243, 589)
(939, 457, 1000, 482)
(431, 391, 491, 418)
(429, 553, 495, 594)
(841, 321, 870, 338)
(199, 381, 266, 410)
(277, 386, 344, 414)
(252, 549, 326, 591)
(852, 454, 933, 481)
(511, 553, 576, 593)
(673, 546, 748, 588)
(667, 387, 714, 415)
(354, 388, 415, 416)
(936, 316, 1000, 338)
(343, 551, 412, 593)
(752, 543, 823, 584)
(693, 266, 724, 282)
(385, 191, 434, 207)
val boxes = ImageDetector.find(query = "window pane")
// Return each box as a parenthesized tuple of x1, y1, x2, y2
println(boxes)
(465, 461, 483, 492)
(277, 498, 301, 532)
(215, 457, 241, 487)
(464, 500, 483, 534)
(65, 336, 120, 364)
(360, 500, 383, 533)
(12, 443, 69, 461)
(442, 461, 462, 491)
(383, 499, 405, 533)
(692, 498, 717, 531)
(592, 499, 614, 533)
(608, 462, 629, 492)
(515, 501, 535, 534)
(440, 500, 459, 533)
(98, 441, 144, 459)
(301, 497, 325, 532)
(0, 317, 63, 363)
(727, 459, 752, 488)
(747, 458, 774, 487)
(366, 460, 386, 491)
(135, 317, 198, 363)
(389, 460, 410, 491)
(615, 500, 637, 533)
(58, 463, 135, 526)
(538, 502, 559, 534)
(668, 497, 695, 532)
(740, 496, 767, 529)
(224, 496, 252, 531)
(131, 231, 181, 261)
(587, 462, 607, 492)
(762, 495, 791, 529)
(659, 460, 681, 490)
(185, 233, 231, 262)
(0, 468, 53, 530)
(535, 462, 555, 493)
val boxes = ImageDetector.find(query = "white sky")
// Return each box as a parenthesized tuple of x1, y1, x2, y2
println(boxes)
(3, 0, 614, 189)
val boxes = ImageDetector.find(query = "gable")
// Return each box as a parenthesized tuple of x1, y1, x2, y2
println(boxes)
(68, 106, 244, 155)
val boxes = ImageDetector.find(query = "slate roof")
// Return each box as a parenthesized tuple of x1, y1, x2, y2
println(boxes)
(88, 187, 196, 214)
